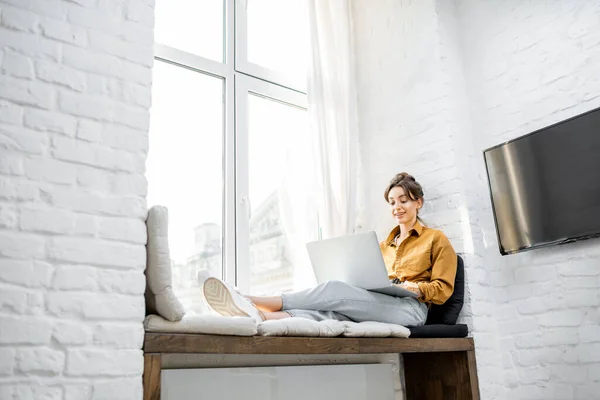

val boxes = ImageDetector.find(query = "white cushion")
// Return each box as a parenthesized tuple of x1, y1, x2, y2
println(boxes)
(144, 314, 257, 336)
(259, 319, 409, 338)
(144, 313, 410, 338)
(145, 206, 185, 321)
(342, 321, 410, 338)
(258, 318, 345, 337)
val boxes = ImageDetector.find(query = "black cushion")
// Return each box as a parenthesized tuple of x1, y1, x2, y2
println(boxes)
(425, 255, 465, 325)
(408, 324, 468, 338)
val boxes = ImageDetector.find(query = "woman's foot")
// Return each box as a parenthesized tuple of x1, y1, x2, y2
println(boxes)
(203, 278, 264, 322)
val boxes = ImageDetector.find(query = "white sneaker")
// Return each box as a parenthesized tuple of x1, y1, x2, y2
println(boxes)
(203, 277, 263, 323)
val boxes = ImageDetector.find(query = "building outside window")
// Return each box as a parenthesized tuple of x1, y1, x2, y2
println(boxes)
(146, 0, 310, 313)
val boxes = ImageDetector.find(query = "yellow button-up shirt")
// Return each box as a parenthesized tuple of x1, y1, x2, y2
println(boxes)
(379, 221, 457, 305)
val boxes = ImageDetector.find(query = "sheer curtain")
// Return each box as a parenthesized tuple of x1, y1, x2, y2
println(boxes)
(278, 0, 360, 290)
(308, 0, 359, 239)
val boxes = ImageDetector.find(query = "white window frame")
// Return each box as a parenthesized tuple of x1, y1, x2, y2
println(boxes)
(153, 0, 308, 289)
(235, 77, 307, 292)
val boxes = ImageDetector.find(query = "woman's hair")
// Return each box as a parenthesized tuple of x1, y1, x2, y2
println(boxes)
(383, 172, 424, 203)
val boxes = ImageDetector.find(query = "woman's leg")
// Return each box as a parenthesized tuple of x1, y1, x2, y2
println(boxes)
(246, 296, 350, 321)
(246, 295, 283, 313)
(262, 311, 291, 320)
(280, 280, 428, 326)
(205, 277, 426, 326)
(284, 309, 352, 322)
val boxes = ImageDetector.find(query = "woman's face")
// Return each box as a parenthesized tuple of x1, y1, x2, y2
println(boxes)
(388, 186, 423, 226)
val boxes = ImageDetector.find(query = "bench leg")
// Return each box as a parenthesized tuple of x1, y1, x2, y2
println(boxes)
(143, 354, 162, 400)
(403, 350, 480, 400)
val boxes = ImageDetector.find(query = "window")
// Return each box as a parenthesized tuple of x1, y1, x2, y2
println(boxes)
(237, 0, 309, 90)
(154, 0, 224, 62)
(148, 0, 310, 309)
(237, 80, 309, 295)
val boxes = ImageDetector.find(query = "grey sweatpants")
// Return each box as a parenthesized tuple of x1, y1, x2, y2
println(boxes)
(280, 280, 428, 327)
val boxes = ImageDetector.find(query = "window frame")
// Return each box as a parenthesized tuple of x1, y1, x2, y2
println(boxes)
(234, 77, 307, 292)
(152, 0, 308, 289)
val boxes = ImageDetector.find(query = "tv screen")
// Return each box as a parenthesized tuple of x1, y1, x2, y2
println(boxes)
(484, 106, 600, 255)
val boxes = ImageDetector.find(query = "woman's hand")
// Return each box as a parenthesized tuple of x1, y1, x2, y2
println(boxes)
(395, 281, 423, 298)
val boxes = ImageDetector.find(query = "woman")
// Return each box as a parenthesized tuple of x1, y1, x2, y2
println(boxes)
(203, 173, 457, 327)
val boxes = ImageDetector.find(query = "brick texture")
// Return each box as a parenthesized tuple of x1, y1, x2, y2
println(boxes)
(0, 0, 153, 398)
(352, 0, 600, 399)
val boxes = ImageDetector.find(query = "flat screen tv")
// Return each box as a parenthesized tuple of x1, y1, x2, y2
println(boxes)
(484, 106, 600, 255)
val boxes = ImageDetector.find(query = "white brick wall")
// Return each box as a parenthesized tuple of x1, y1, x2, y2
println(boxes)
(351, 1, 502, 397)
(455, 1, 600, 398)
(352, 0, 462, 239)
(0, 0, 153, 398)
(352, 0, 600, 399)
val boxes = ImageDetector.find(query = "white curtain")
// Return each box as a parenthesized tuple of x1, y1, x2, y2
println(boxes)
(307, 0, 359, 239)
(278, 0, 360, 289)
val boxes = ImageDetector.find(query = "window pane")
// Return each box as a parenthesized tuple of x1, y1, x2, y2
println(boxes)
(155, 0, 224, 62)
(147, 60, 224, 313)
(246, 0, 308, 85)
(247, 94, 309, 295)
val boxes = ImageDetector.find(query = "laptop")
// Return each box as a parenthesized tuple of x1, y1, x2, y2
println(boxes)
(306, 231, 418, 298)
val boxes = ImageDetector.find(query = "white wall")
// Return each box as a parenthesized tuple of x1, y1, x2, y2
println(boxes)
(352, 0, 600, 399)
(353, 0, 463, 241)
(456, 1, 600, 399)
(352, 0, 503, 397)
(0, 0, 154, 398)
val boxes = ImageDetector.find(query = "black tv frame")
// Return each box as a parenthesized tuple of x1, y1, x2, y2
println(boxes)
(483, 105, 600, 255)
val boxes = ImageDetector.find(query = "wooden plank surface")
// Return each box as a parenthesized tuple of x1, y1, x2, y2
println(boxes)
(144, 333, 474, 354)
(404, 351, 476, 400)
(143, 354, 161, 400)
(467, 350, 481, 400)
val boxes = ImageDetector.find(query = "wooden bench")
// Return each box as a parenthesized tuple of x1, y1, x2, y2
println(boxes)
(143, 333, 480, 400)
